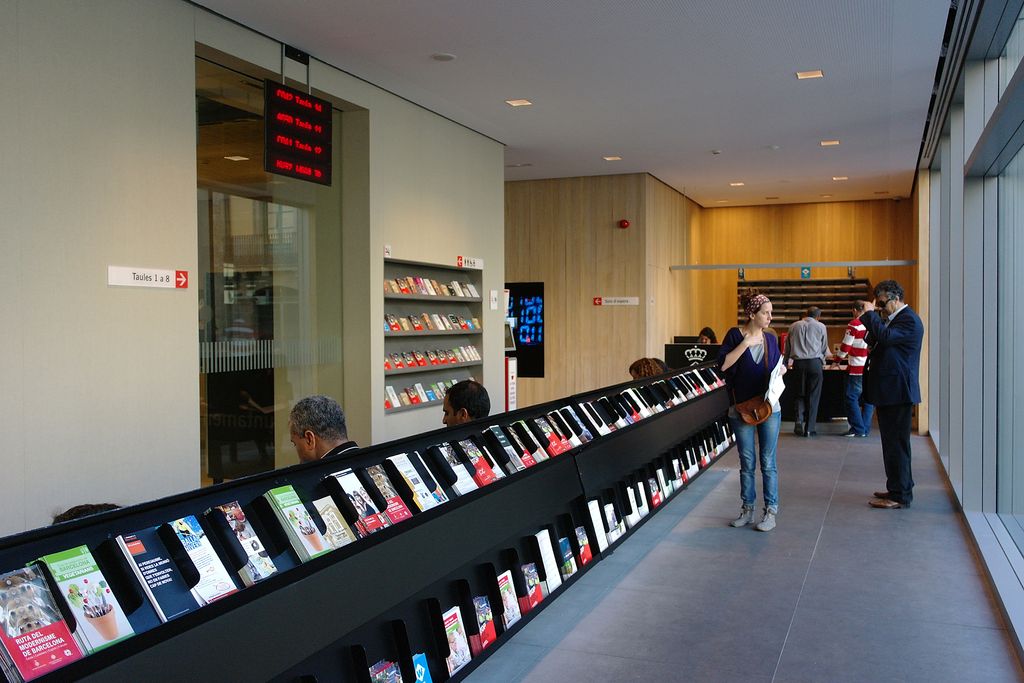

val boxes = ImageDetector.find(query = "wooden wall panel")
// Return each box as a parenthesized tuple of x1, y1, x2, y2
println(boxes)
(687, 199, 917, 345)
(644, 176, 693, 356)
(506, 175, 646, 406)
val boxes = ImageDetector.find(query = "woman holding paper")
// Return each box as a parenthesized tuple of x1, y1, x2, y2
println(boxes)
(718, 291, 785, 532)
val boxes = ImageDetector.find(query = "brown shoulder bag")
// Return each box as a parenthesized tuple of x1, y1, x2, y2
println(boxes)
(732, 342, 772, 425)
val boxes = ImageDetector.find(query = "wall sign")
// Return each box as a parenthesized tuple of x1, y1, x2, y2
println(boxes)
(456, 255, 484, 270)
(593, 296, 639, 306)
(264, 79, 332, 186)
(108, 266, 188, 289)
(800, 266, 812, 279)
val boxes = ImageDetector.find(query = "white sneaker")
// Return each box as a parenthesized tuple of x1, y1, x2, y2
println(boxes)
(755, 507, 777, 532)
(729, 505, 755, 527)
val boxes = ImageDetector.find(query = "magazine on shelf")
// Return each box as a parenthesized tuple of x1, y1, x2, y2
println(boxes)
(557, 537, 578, 580)
(169, 515, 239, 605)
(604, 503, 624, 543)
(546, 411, 582, 448)
(364, 464, 414, 524)
(35, 545, 134, 655)
(502, 424, 541, 466)
(520, 562, 544, 612)
(534, 529, 562, 594)
(587, 500, 610, 552)
(647, 477, 663, 508)
(115, 526, 201, 623)
(496, 570, 522, 629)
(0, 566, 84, 681)
(559, 406, 594, 443)
(368, 659, 402, 683)
(311, 497, 358, 550)
(411, 652, 433, 683)
(327, 470, 392, 537)
(454, 438, 499, 487)
(482, 426, 527, 473)
(575, 526, 593, 566)
(442, 605, 472, 675)
(427, 443, 479, 497)
(263, 485, 331, 561)
(469, 594, 497, 656)
(386, 452, 448, 511)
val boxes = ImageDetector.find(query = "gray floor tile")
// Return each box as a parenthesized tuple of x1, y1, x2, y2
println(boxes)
(468, 642, 549, 682)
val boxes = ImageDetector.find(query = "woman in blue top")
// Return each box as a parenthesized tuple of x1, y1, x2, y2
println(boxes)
(718, 291, 785, 532)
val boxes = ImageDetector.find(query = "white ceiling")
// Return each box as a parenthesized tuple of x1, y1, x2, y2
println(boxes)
(195, 0, 950, 207)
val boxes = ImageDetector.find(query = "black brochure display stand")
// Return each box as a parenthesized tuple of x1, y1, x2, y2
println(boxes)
(0, 364, 731, 683)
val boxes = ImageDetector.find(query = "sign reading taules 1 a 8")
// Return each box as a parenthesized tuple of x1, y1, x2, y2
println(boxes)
(264, 79, 332, 186)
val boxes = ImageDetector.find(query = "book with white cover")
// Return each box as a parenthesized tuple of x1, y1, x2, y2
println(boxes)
(587, 500, 610, 552)
(388, 452, 447, 511)
(312, 496, 358, 550)
(169, 515, 239, 605)
(534, 529, 562, 593)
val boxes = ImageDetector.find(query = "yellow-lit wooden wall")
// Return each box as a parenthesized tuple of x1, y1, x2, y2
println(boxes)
(687, 199, 917, 347)
(506, 175, 918, 406)
(506, 174, 647, 406)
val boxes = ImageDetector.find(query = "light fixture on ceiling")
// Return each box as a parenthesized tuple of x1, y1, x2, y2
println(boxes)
(796, 69, 824, 79)
(832, 176, 848, 181)
(716, 200, 729, 203)
(729, 182, 745, 187)
(820, 194, 833, 198)
(603, 155, 622, 161)
(765, 145, 781, 151)
(711, 149, 723, 155)
(765, 196, 779, 200)
(820, 140, 840, 146)
(505, 99, 533, 107)
(431, 53, 457, 62)
(505, 162, 533, 168)
(223, 155, 249, 162)
(874, 190, 889, 195)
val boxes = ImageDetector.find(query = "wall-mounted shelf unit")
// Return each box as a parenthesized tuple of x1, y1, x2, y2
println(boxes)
(737, 278, 873, 327)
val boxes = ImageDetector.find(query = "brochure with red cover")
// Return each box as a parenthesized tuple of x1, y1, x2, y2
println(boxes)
(469, 595, 497, 656)
(0, 566, 84, 681)
(455, 438, 498, 487)
(575, 526, 593, 566)
(520, 562, 544, 612)
(363, 464, 413, 524)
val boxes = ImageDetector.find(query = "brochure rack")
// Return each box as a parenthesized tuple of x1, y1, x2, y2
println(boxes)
(0, 365, 730, 683)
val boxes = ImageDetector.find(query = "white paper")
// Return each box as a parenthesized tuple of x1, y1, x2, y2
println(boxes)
(766, 358, 786, 407)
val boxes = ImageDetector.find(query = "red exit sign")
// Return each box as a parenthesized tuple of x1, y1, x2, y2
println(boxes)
(264, 80, 332, 186)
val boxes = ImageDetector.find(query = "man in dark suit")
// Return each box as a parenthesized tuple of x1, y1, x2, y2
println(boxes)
(860, 280, 924, 509)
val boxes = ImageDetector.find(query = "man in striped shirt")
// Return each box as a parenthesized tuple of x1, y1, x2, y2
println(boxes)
(835, 301, 874, 437)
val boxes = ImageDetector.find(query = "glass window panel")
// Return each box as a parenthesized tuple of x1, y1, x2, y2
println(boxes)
(1001, 5, 1024, 94)
(196, 58, 343, 484)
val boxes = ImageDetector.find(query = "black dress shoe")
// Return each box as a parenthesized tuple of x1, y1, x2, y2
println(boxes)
(842, 430, 857, 437)
(794, 423, 805, 436)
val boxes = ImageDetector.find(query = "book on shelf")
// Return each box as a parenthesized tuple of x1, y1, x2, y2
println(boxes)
(647, 477, 663, 508)
(534, 529, 562, 594)
(494, 425, 537, 468)
(450, 281, 465, 297)
(442, 605, 472, 675)
(578, 402, 612, 436)
(586, 500, 610, 552)
(509, 421, 548, 463)
(327, 469, 393, 537)
(425, 350, 439, 365)
(546, 411, 582, 448)
(311, 496, 358, 550)
(469, 595, 497, 656)
(369, 659, 402, 683)
(457, 316, 470, 330)
(399, 317, 412, 332)
(557, 537, 577, 580)
(656, 469, 671, 498)
(169, 515, 239, 605)
(427, 443, 480, 496)
(575, 526, 593, 566)
(529, 416, 570, 456)
(363, 464, 414, 524)
(453, 438, 499, 487)
(559, 406, 594, 444)
(465, 283, 480, 297)
(634, 482, 650, 518)
(397, 279, 411, 294)
(386, 386, 402, 409)
(403, 387, 421, 405)
(262, 485, 331, 562)
(520, 562, 543, 611)
(36, 545, 135, 654)
(430, 278, 445, 296)
(496, 570, 522, 629)
(386, 452, 449, 511)
(413, 383, 430, 403)
(412, 652, 433, 683)
(409, 315, 424, 331)
(0, 566, 84, 682)
(604, 503, 624, 543)
(481, 426, 527, 473)
(114, 526, 201, 623)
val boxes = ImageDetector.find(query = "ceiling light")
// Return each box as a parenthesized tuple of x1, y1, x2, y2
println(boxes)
(832, 176, 848, 181)
(711, 149, 722, 155)
(431, 53, 457, 62)
(765, 196, 779, 200)
(820, 194, 833, 198)
(505, 162, 533, 168)
(716, 200, 729, 203)
(223, 156, 249, 162)
(874, 190, 889, 195)
(820, 140, 840, 146)
(505, 99, 533, 107)
(729, 182, 745, 187)
(765, 145, 781, 151)
(603, 155, 622, 161)
(796, 69, 824, 79)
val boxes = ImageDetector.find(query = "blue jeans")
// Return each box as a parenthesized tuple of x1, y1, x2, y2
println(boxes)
(844, 374, 874, 435)
(728, 410, 780, 510)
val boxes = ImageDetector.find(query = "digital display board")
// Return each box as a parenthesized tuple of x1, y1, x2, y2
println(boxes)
(264, 79, 332, 186)
(506, 282, 544, 377)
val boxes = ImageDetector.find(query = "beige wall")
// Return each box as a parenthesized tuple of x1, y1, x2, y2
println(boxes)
(0, 0, 505, 535)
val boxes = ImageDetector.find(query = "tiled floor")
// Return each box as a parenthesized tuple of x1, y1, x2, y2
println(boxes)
(469, 429, 1024, 682)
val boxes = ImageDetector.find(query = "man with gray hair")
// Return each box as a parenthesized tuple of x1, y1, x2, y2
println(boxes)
(288, 395, 359, 463)
(785, 306, 829, 436)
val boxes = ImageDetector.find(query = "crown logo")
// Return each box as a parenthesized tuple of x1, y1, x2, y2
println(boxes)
(685, 347, 707, 364)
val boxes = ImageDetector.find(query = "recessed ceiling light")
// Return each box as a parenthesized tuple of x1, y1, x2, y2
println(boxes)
(820, 194, 833, 198)
(729, 182, 745, 187)
(832, 176, 848, 181)
(765, 196, 779, 200)
(505, 99, 533, 107)
(223, 156, 249, 162)
(796, 69, 824, 79)
(603, 155, 622, 161)
(716, 200, 729, 203)
(874, 190, 889, 195)
(504, 162, 533, 168)
(765, 145, 781, 151)
(711, 149, 723, 155)
(820, 140, 840, 146)
(431, 53, 457, 62)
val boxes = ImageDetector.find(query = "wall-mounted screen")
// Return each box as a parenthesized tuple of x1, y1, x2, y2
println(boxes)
(264, 79, 332, 185)
(506, 282, 544, 377)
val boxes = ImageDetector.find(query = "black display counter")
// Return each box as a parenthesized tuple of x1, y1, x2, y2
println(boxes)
(779, 366, 848, 424)
(0, 365, 731, 683)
